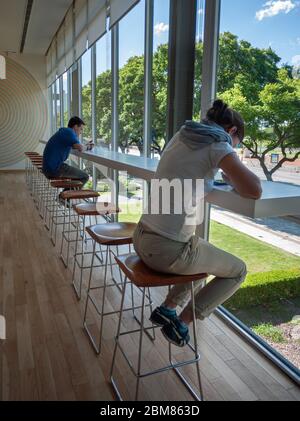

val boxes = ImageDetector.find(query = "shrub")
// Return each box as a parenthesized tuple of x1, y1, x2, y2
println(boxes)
(252, 324, 285, 343)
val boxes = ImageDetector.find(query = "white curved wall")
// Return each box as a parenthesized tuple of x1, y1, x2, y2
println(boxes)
(0, 55, 49, 169)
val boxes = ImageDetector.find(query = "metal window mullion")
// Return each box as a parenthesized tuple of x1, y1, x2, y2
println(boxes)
(67, 69, 72, 121)
(92, 44, 97, 190)
(91, 44, 97, 144)
(200, 0, 221, 119)
(54, 82, 58, 130)
(48, 87, 53, 135)
(53, 84, 56, 133)
(111, 24, 119, 153)
(78, 59, 83, 169)
(166, 0, 197, 142)
(60, 76, 64, 128)
(143, 0, 154, 158)
(111, 24, 119, 218)
(78, 59, 83, 119)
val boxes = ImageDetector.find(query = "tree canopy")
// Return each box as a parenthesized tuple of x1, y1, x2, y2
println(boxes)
(81, 31, 300, 179)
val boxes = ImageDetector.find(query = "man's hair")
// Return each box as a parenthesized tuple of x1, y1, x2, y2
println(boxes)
(68, 116, 85, 129)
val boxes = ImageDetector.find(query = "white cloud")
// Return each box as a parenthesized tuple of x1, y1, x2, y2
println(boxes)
(297, 37, 300, 45)
(255, 0, 296, 21)
(292, 55, 300, 65)
(154, 22, 169, 36)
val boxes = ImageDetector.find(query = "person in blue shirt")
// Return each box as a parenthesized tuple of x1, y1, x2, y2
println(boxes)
(43, 116, 89, 186)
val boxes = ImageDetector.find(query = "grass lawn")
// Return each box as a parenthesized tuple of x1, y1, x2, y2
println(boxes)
(118, 201, 143, 224)
(210, 221, 300, 273)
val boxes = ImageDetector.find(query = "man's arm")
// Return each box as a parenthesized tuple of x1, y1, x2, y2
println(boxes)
(72, 143, 84, 152)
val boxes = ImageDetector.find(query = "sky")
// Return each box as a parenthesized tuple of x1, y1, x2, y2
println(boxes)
(220, 0, 300, 66)
(81, 0, 300, 84)
(117, 0, 300, 67)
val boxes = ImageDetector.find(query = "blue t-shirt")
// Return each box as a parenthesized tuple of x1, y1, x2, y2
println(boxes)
(43, 128, 80, 175)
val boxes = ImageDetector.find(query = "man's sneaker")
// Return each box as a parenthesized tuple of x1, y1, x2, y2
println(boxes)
(149, 306, 178, 327)
(161, 319, 190, 348)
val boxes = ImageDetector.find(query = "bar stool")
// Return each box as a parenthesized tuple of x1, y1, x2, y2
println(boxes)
(71, 202, 120, 299)
(59, 189, 100, 267)
(49, 179, 84, 246)
(110, 253, 207, 401)
(83, 222, 138, 354)
(43, 177, 81, 231)
(25, 152, 39, 187)
(31, 160, 44, 205)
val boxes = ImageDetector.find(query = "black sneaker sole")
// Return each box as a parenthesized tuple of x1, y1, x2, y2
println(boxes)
(161, 327, 190, 348)
(149, 315, 167, 327)
(149, 311, 176, 327)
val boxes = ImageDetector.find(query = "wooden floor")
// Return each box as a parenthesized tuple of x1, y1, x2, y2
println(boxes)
(0, 172, 299, 401)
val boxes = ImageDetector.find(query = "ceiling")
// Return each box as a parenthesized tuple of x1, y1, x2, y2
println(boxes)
(0, 0, 72, 56)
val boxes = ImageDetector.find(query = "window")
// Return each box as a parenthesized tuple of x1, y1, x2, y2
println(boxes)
(193, 0, 205, 120)
(96, 32, 112, 148)
(217, 0, 300, 370)
(55, 78, 61, 129)
(81, 49, 92, 143)
(151, 0, 170, 159)
(62, 71, 69, 127)
(118, 0, 145, 155)
(118, 173, 146, 224)
(51, 83, 56, 134)
(80, 49, 93, 187)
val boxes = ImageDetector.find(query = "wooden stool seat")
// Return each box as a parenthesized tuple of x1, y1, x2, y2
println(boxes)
(73, 202, 120, 216)
(60, 190, 99, 200)
(86, 223, 137, 246)
(115, 253, 207, 288)
(46, 175, 81, 181)
(51, 180, 83, 189)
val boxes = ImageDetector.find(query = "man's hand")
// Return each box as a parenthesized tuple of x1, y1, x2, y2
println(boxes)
(72, 143, 84, 153)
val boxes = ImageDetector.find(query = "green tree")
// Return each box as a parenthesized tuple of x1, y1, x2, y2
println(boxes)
(95, 69, 112, 144)
(221, 69, 300, 181)
(81, 82, 92, 139)
(81, 31, 299, 173)
(119, 56, 145, 153)
(218, 32, 283, 95)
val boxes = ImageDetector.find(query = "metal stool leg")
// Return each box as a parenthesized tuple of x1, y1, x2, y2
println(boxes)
(110, 277, 129, 401)
(110, 278, 204, 401)
(135, 287, 146, 401)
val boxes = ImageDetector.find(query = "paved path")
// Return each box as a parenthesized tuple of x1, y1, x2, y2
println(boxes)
(211, 207, 300, 257)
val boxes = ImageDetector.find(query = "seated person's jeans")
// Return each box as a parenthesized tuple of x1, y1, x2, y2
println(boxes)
(44, 163, 89, 187)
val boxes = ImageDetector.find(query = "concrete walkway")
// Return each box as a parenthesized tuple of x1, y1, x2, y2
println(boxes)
(211, 207, 300, 257)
